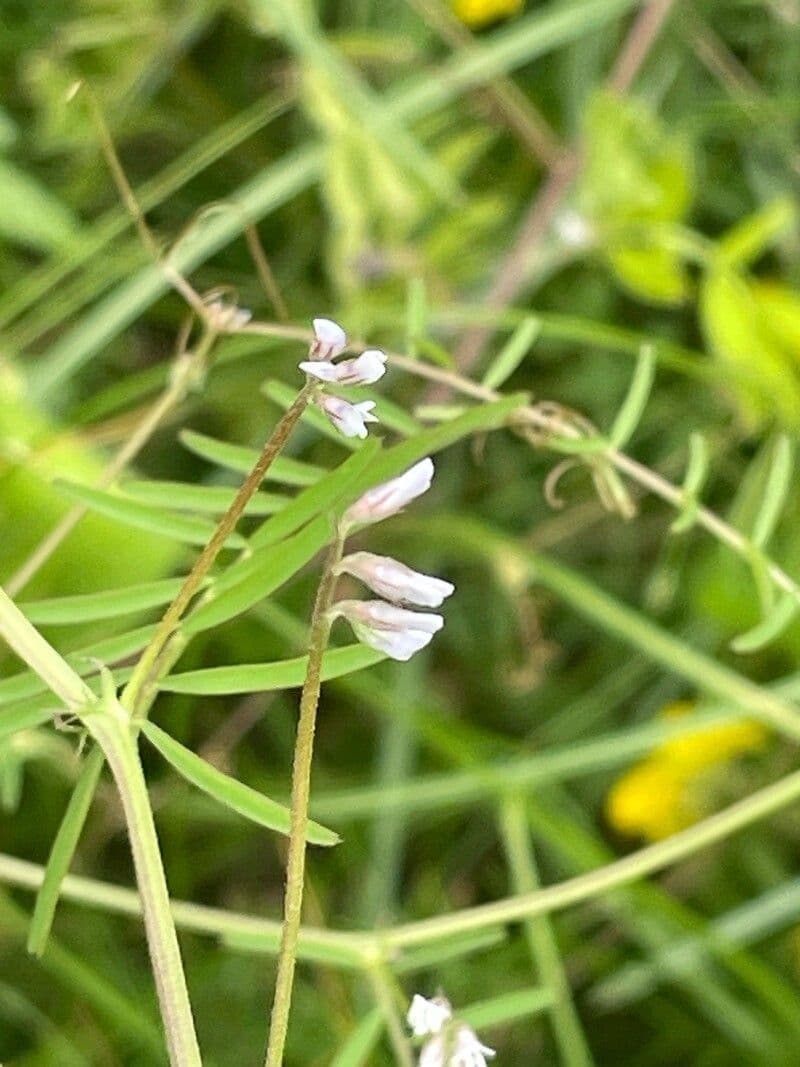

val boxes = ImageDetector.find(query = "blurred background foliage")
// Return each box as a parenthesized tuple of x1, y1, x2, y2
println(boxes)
(2, 0, 800, 1064)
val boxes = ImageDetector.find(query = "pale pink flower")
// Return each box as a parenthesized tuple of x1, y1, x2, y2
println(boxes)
(337, 552, 454, 608)
(330, 599, 443, 661)
(299, 348, 386, 386)
(317, 395, 378, 439)
(342, 458, 434, 529)
(310, 317, 347, 360)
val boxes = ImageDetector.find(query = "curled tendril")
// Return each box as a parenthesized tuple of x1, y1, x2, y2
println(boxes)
(544, 458, 582, 509)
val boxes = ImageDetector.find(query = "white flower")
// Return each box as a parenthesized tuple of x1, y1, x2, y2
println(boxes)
(419, 1025, 496, 1067)
(317, 395, 379, 439)
(310, 317, 347, 360)
(408, 994, 453, 1038)
(342, 457, 434, 529)
(338, 552, 454, 608)
(299, 348, 387, 385)
(554, 210, 593, 249)
(330, 599, 443, 661)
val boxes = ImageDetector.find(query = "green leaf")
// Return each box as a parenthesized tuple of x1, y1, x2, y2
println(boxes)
(481, 316, 541, 390)
(53, 482, 246, 549)
(122, 480, 289, 516)
(251, 395, 527, 552)
(330, 1010, 384, 1067)
(28, 749, 105, 957)
(460, 988, 554, 1030)
(184, 515, 331, 635)
(249, 441, 382, 550)
(610, 344, 657, 448)
(608, 245, 689, 306)
(180, 429, 325, 486)
(718, 198, 797, 267)
(0, 625, 155, 707)
(159, 644, 385, 695)
(671, 432, 709, 534)
(752, 435, 793, 549)
(0, 160, 78, 252)
(140, 721, 339, 846)
(731, 594, 800, 654)
(19, 579, 193, 626)
(405, 276, 427, 360)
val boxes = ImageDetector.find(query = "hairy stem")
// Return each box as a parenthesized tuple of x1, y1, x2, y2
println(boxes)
(264, 530, 345, 1067)
(122, 382, 314, 714)
(87, 714, 201, 1067)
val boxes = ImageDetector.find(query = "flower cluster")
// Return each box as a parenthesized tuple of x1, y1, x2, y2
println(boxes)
(300, 318, 387, 439)
(606, 700, 768, 841)
(329, 459, 454, 661)
(408, 994, 496, 1067)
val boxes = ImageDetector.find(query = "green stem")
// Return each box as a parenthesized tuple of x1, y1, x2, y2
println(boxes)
(264, 529, 345, 1067)
(367, 964, 414, 1067)
(500, 795, 593, 1067)
(87, 713, 202, 1067)
(122, 382, 314, 714)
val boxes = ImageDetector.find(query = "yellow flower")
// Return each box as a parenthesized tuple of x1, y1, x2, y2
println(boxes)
(452, 0, 524, 29)
(605, 702, 768, 842)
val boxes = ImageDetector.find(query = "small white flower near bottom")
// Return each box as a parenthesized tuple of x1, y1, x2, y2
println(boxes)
(316, 395, 379, 439)
(418, 1025, 496, 1067)
(407, 994, 452, 1038)
(330, 599, 443, 661)
(337, 552, 454, 608)
(310, 317, 347, 360)
(343, 457, 435, 529)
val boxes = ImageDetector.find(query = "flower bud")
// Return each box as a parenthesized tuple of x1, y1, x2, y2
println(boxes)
(310, 317, 347, 360)
(337, 552, 454, 608)
(316, 395, 379, 439)
(407, 995, 452, 1038)
(330, 599, 443, 661)
(342, 457, 434, 529)
(299, 348, 387, 386)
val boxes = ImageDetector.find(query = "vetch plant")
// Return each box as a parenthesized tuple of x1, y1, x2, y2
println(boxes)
(265, 457, 453, 1064)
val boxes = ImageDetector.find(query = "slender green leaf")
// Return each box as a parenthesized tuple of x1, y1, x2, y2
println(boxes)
(53, 482, 246, 549)
(0, 625, 155, 707)
(251, 395, 526, 551)
(461, 988, 554, 1030)
(718, 198, 796, 267)
(249, 441, 382, 550)
(731, 594, 799, 654)
(28, 749, 105, 957)
(122, 480, 289, 516)
(330, 1010, 384, 1067)
(481, 316, 541, 390)
(752, 435, 793, 548)
(159, 644, 385, 695)
(406, 276, 427, 361)
(140, 721, 339, 846)
(610, 344, 657, 448)
(184, 515, 331, 635)
(671, 432, 709, 534)
(20, 580, 193, 626)
(180, 429, 326, 485)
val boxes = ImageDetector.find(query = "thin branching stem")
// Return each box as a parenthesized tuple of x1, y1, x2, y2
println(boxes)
(264, 529, 346, 1067)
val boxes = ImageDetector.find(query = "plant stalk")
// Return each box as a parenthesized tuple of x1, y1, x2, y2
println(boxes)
(87, 713, 202, 1067)
(264, 530, 345, 1067)
(122, 382, 314, 714)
